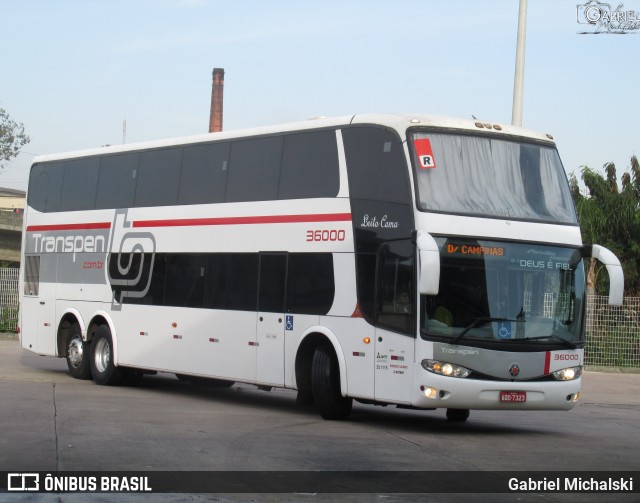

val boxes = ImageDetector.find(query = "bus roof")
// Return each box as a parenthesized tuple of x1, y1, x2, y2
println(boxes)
(32, 113, 556, 164)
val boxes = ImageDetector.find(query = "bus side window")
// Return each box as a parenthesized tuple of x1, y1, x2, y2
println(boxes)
(376, 240, 415, 336)
(205, 254, 259, 312)
(60, 157, 100, 211)
(342, 126, 414, 323)
(226, 137, 283, 203)
(164, 254, 205, 308)
(96, 153, 139, 210)
(278, 130, 339, 199)
(135, 148, 182, 207)
(286, 253, 335, 315)
(342, 127, 411, 204)
(28, 162, 64, 213)
(23, 255, 40, 296)
(179, 142, 230, 205)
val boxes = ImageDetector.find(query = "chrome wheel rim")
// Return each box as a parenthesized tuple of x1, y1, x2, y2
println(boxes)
(94, 337, 110, 374)
(68, 337, 84, 369)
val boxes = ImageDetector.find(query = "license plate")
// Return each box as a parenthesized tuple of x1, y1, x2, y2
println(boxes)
(500, 391, 527, 403)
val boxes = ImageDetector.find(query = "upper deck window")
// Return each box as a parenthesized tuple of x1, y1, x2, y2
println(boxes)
(26, 128, 340, 213)
(410, 131, 577, 224)
(343, 126, 410, 204)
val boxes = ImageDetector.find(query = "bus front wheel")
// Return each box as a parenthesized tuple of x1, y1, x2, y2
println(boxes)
(446, 408, 470, 422)
(90, 325, 126, 386)
(65, 322, 92, 380)
(311, 344, 352, 420)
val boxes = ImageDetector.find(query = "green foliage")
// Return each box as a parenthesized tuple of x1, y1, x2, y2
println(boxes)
(0, 306, 18, 332)
(0, 108, 30, 165)
(571, 156, 640, 295)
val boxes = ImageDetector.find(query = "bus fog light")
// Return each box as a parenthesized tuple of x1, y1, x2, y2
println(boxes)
(552, 366, 582, 381)
(420, 385, 437, 398)
(422, 359, 471, 378)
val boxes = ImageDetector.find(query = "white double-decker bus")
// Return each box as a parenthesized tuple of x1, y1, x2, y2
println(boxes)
(19, 114, 623, 422)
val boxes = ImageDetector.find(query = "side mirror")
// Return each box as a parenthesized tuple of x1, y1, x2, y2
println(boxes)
(584, 244, 624, 306)
(416, 231, 440, 295)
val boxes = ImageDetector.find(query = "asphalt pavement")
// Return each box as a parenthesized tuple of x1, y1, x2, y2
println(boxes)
(0, 334, 638, 503)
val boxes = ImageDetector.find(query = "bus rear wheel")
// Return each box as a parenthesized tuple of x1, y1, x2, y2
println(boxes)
(65, 322, 92, 380)
(311, 344, 352, 420)
(90, 325, 126, 386)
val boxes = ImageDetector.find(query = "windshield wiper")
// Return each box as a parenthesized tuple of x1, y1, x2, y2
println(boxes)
(520, 334, 577, 349)
(452, 317, 519, 345)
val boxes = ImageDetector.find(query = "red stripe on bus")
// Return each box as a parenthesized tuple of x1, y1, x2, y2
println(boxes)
(132, 213, 353, 228)
(544, 351, 551, 374)
(26, 222, 111, 232)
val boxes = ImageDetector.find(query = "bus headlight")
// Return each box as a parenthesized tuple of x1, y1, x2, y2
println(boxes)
(552, 366, 582, 381)
(422, 359, 471, 378)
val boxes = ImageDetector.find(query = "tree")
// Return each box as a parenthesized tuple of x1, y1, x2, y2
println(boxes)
(570, 156, 640, 295)
(0, 108, 30, 167)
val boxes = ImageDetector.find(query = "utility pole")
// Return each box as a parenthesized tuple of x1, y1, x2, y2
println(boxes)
(511, 0, 527, 127)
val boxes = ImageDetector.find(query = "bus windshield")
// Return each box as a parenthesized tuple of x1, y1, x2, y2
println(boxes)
(410, 131, 577, 224)
(421, 239, 586, 346)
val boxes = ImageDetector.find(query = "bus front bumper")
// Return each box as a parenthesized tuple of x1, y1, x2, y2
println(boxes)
(411, 365, 581, 411)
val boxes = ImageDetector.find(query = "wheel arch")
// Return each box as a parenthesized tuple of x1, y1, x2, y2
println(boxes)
(295, 327, 348, 397)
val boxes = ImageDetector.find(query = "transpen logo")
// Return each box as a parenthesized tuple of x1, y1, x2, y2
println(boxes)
(106, 209, 156, 304)
(31, 233, 107, 262)
(439, 348, 479, 356)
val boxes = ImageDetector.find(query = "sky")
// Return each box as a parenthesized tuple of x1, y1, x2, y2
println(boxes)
(1, 0, 638, 193)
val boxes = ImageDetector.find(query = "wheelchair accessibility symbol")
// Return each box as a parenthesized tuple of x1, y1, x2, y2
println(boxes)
(497, 321, 512, 339)
(285, 315, 294, 331)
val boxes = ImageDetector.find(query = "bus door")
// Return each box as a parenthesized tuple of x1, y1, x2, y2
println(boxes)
(256, 253, 287, 386)
(374, 241, 415, 404)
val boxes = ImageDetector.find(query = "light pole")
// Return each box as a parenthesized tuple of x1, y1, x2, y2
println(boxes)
(512, 0, 528, 127)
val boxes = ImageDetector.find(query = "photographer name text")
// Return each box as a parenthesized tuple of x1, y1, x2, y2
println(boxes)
(509, 476, 634, 492)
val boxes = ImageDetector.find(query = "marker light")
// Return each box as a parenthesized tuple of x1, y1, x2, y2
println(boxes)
(422, 359, 471, 379)
(363, 337, 371, 344)
(552, 366, 582, 381)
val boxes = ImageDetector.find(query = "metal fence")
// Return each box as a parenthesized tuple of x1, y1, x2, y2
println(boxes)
(0, 267, 638, 369)
(585, 295, 640, 369)
(0, 267, 19, 332)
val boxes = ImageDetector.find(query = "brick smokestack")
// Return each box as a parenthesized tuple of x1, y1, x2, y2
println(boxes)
(209, 68, 224, 133)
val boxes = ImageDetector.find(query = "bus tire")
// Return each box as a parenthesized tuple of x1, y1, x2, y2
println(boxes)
(311, 344, 352, 420)
(65, 322, 92, 380)
(446, 408, 470, 422)
(90, 325, 126, 386)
